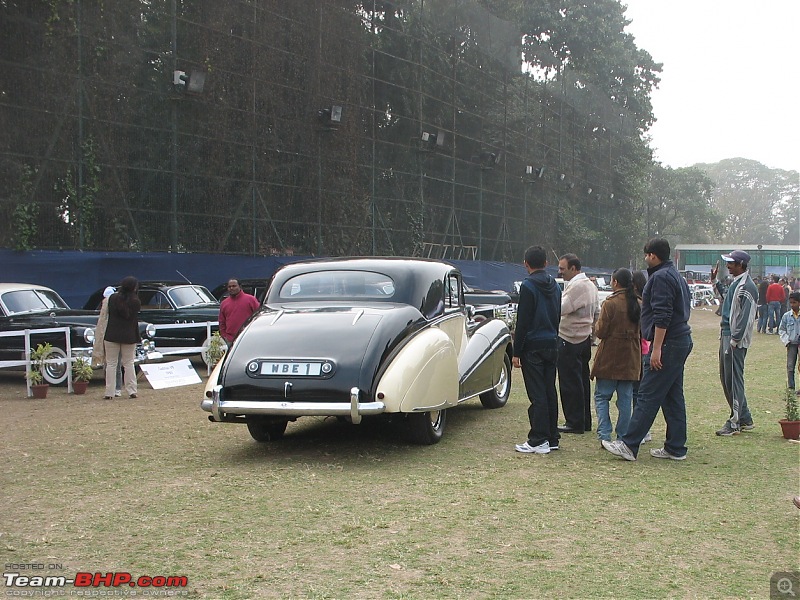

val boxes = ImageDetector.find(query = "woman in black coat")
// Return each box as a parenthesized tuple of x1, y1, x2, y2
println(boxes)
(104, 276, 141, 399)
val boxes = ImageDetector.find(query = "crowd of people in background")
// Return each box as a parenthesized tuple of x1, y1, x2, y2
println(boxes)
(513, 238, 800, 462)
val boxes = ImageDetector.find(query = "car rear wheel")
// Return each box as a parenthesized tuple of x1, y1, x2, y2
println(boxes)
(479, 354, 511, 409)
(246, 418, 288, 442)
(406, 409, 447, 445)
(41, 346, 69, 386)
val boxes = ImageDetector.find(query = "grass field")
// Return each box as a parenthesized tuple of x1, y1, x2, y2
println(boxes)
(2, 308, 798, 599)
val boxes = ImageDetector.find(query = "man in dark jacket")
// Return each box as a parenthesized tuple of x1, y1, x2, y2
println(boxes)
(602, 238, 693, 461)
(513, 246, 562, 454)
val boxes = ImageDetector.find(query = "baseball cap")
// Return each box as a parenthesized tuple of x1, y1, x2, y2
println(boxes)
(720, 250, 750, 265)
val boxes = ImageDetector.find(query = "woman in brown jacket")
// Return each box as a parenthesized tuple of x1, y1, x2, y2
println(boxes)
(591, 268, 641, 444)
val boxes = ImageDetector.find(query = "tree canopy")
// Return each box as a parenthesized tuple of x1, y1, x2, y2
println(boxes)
(1, 0, 770, 269)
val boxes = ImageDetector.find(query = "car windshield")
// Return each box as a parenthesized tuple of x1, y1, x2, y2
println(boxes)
(278, 271, 395, 301)
(167, 285, 217, 308)
(2, 289, 69, 315)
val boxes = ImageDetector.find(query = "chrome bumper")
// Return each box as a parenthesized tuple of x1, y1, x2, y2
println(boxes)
(201, 386, 385, 425)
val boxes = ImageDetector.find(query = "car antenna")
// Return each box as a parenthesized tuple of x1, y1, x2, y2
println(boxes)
(551, 249, 560, 262)
(176, 270, 193, 284)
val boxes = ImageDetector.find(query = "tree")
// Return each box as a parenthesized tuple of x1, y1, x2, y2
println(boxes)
(697, 158, 800, 245)
(642, 164, 722, 244)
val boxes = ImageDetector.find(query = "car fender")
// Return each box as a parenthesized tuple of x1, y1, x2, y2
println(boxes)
(375, 328, 458, 414)
(204, 358, 224, 399)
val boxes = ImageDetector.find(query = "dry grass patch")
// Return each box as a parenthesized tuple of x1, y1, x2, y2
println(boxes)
(1, 309, 798, 599)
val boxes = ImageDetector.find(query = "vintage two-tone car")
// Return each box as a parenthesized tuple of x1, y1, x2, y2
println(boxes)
(0, 283, 158, 385)
(202, 258, 513, 445)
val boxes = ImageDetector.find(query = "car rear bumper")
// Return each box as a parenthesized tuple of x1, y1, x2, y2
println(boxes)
(202, 386, 385, 425)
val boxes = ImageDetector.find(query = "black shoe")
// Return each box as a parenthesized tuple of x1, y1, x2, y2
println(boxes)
(557, 425, 584, 434)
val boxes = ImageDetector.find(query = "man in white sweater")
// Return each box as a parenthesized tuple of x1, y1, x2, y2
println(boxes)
(557, 254, 599, 433)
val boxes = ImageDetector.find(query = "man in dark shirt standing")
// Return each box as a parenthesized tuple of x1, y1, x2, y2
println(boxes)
(513, 246, 562, 454)
(602, 238, 693, 461)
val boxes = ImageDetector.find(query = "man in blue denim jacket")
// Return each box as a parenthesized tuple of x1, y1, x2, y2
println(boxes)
(603, 238, 693, 461)
(779, 291, 800, 392)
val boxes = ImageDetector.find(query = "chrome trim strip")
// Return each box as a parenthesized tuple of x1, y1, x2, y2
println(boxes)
(411, 401, 449, 412)
(202, 394, 385, 420)
(350, 387, 362, 424)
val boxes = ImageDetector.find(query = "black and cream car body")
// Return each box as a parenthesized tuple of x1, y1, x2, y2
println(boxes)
(202, 258, 513, 445)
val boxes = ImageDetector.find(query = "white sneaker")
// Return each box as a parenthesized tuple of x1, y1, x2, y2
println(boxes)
(650, 447, 686, 461)
(114, 390, 121, 397)
(515, 441, 550, 454)
(642, 431, 652, 443)
(601, 439, 636, 461)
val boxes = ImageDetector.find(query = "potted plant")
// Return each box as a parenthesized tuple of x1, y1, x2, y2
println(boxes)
(27, 342, 51, 398)
(202, 331, 228, 368)
(72, 356, 94, 395)
(779, 387, 800, 440)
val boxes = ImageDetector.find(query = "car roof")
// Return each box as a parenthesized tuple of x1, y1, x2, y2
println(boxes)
(137, 281, 201, 288)
(268, 257, 460, 305)
(273, 257, 457, 279)
(0, 283, 57, 293)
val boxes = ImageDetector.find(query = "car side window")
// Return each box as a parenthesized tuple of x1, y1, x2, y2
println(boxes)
(139, 291, 170, 310)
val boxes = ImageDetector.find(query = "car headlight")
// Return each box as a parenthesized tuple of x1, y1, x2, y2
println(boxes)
(84, 328, 95, 344)
(146, 323, 156, 338)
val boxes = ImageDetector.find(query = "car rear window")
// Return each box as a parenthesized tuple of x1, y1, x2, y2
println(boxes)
(278, 271, 395, 300)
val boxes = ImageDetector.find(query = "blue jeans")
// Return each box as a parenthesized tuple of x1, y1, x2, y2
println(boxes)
(719, 335, 751, 428)
(520, 348, 560, 448)
(622, 334, 693, 458)
(757, 304, 768, 333)
(788, 343, 799, 389)
(594, 379, 633, 442)
(769, 301, 782, 330)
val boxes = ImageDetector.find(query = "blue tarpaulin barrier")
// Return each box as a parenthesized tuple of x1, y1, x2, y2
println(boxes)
(1, 250, 546, 308)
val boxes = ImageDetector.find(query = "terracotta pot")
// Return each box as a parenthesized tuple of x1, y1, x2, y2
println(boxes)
(30, 384, 49, 399)
(73, 380, 89, 395)
(779, 419, 800, 440)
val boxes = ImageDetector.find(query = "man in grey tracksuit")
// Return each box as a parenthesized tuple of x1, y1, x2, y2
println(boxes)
(712, 250, 758, 436)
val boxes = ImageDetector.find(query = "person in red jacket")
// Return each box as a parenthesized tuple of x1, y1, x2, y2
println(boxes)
(766, 275, 787, 334)
(218, 279, 260, 344)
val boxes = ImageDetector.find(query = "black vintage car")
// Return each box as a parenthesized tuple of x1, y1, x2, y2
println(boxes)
(84, 281, 220, 357)
(0, 283, 156, 385)
(202, 258, 513, 445)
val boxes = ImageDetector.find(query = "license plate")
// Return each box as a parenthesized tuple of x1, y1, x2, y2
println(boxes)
(260, 361, 322, 376)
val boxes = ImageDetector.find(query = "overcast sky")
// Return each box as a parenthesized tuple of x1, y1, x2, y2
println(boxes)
(621, 0, 800, 173)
